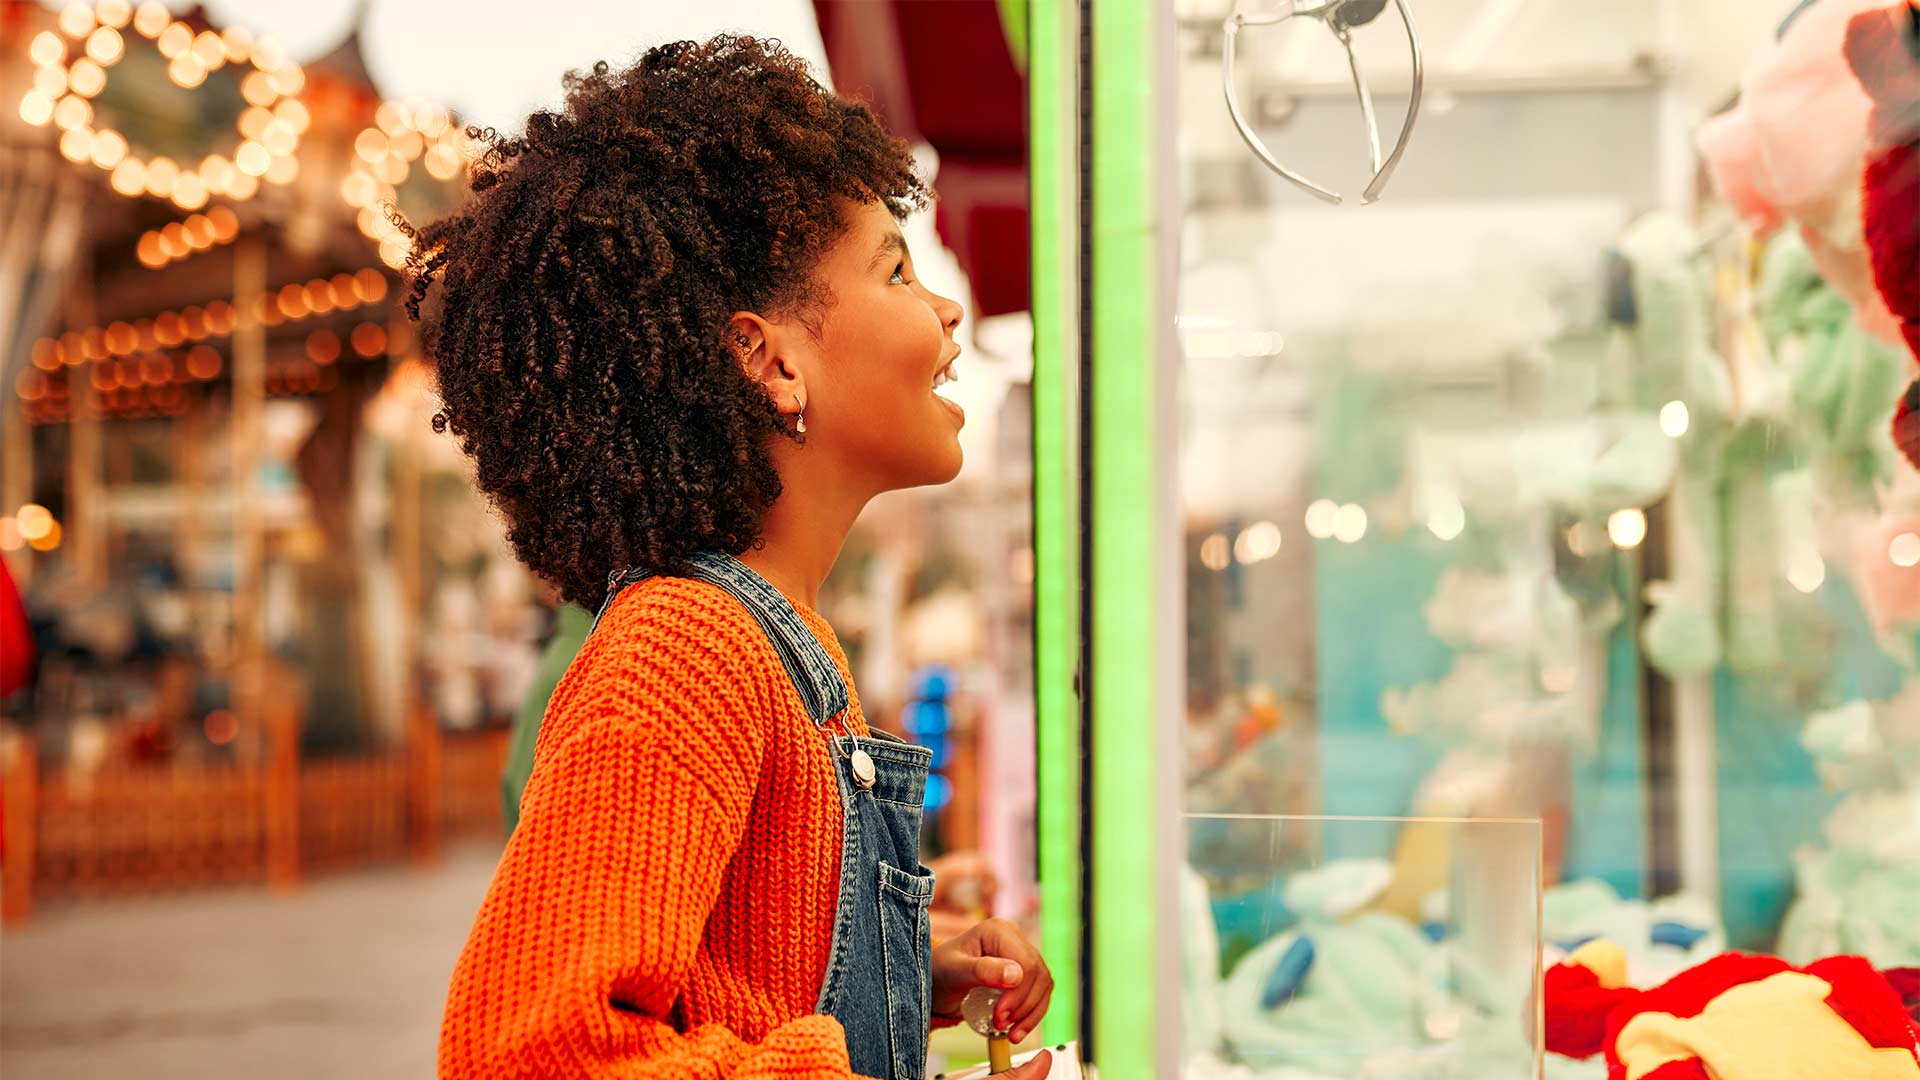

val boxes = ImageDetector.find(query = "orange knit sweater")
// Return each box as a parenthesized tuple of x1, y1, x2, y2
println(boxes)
(439, 576, 873, 1079)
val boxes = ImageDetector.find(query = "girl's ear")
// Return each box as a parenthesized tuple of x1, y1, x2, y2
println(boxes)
(729, 312, 806, 419)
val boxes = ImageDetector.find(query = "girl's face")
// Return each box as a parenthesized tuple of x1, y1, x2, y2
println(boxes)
(791, 197, 967, 492)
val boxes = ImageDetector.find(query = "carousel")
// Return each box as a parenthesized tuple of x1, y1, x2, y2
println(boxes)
(0, 1, 536, 920)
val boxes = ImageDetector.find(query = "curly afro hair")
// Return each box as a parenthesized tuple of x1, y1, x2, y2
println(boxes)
(404, 35, 930, 608)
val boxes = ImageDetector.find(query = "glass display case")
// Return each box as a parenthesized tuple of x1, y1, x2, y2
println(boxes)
(1184, 815, 1543, 1079)
(1029, 1, 1920, 1077)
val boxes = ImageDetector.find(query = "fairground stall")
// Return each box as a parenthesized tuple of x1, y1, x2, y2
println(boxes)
(1026, 1, 1920, 1077)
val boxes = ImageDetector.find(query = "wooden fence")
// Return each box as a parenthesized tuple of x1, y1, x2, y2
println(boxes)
(0, 699, 508, 922)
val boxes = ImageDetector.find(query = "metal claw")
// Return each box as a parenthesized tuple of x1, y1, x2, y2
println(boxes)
(1222, 0, 1425, 205)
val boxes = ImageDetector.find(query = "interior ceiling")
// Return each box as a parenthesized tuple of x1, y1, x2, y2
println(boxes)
(1179, 0, 1790, 100)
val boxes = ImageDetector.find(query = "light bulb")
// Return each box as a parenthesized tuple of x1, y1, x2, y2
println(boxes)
(1608, 508, 1648, 549)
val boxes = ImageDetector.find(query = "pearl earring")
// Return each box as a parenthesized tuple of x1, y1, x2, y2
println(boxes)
(795, 393, 807, 434)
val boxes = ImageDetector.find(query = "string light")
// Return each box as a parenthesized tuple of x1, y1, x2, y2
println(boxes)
(22, 335, 342, 426)
(155, 21, 190, 58)
(235, 140, 271, 176)
(220, 26, 252, 63)
(238, 105, 270, 139)
(58, 127, 93, 163)
(24, 266, 395, 409)
(144, 155, 178, 197)
(376, 235, 410, 269)
(33, 63, 68, 97)
(57, 4, 96, 40)
(226, 169, 259, 201)
(185, 344, 221, 379)
(304, 279, 334, 314)
(132, 2, 168, 38)
(52, 94, 91, 131)
(171, 171, 208, 209)
(306, 330, 341, 365)
(349, 322, 387, 358)
(84, 25, 123, 64)
(240, 70, 276, 107)
(373, 153, 407, 185)
(355, 128, 389, 164)
(273, 97, 310, 133)
(109, 156, 145, 195)
(190, 30, 224, 69)
(87, 126, 126, 168)
(198, 153, 235, 192)
(19, 4, 309, 209)
(68, 57, 105, 96)
(259, 119, 294, 156)
(18, 90, 54, 127)
(344, 98, 472, 268)
(30, 31, 66, 66)
(166, 54, 205, 89)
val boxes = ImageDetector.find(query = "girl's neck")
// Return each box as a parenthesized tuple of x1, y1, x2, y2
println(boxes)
(735, 458, 872, 611)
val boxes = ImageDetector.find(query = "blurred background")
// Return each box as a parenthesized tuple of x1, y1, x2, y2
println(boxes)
(0, 1, 1035, 1076)
(4, 0, 1920, 1078)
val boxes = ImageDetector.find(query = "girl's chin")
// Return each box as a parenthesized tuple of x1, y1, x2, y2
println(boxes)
(910, 440, 964, 489)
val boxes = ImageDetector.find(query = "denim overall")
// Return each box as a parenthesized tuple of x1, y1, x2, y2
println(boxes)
(591, 552, 937, 1080)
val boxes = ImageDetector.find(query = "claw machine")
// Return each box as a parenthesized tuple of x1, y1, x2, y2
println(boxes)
(1028, 1, 1920, 1078)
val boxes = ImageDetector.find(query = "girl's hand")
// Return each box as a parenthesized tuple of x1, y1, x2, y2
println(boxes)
(998, 1049, 1054, 1079)
(929, 918, 1054, 1045)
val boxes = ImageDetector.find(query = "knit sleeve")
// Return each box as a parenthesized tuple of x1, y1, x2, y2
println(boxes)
(437, 596, 857, 1080)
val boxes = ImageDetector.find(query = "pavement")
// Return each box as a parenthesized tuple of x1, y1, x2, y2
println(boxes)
(1, 841, 504, 1080)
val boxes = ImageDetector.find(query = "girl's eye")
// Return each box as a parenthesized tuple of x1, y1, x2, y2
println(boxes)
(890, 262, 909, 285)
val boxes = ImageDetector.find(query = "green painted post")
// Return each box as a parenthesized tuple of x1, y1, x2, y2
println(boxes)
(1088, 0, 1168, 1077)
(1029, 0, 1082, 1050)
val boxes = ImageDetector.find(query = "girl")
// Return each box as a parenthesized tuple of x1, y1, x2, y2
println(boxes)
(412, 34, 1054, 1080)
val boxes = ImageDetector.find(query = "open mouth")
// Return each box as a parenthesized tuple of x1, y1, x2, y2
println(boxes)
(931, 357, 964, 425)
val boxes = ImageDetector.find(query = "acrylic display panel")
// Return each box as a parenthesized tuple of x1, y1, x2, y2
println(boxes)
(1180, 814, 1542, 1079)
(1172, 0, 1920, 985)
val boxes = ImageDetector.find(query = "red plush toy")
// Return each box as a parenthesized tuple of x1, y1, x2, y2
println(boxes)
(1847, 2, 1920, 468)
(1545, 942, 1920, 1079)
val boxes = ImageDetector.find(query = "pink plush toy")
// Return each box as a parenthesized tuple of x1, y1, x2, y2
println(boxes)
(1696, 0, 1909, 348)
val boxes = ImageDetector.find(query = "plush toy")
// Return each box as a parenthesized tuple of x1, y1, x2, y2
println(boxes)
(1846, 2, 1920, 468)
(1696, 0, 1909, 349)
(1545, 944, 1920, 1078)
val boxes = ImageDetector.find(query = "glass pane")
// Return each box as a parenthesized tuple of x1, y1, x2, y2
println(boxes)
(1185, 815, 1542, 1078)
(1172, 0, 1920, 1072)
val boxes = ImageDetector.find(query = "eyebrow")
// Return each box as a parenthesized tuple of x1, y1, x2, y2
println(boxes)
(867, 231, 909, 273)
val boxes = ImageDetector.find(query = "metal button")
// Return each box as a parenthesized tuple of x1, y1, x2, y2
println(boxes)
(851, 747, 876, 789)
